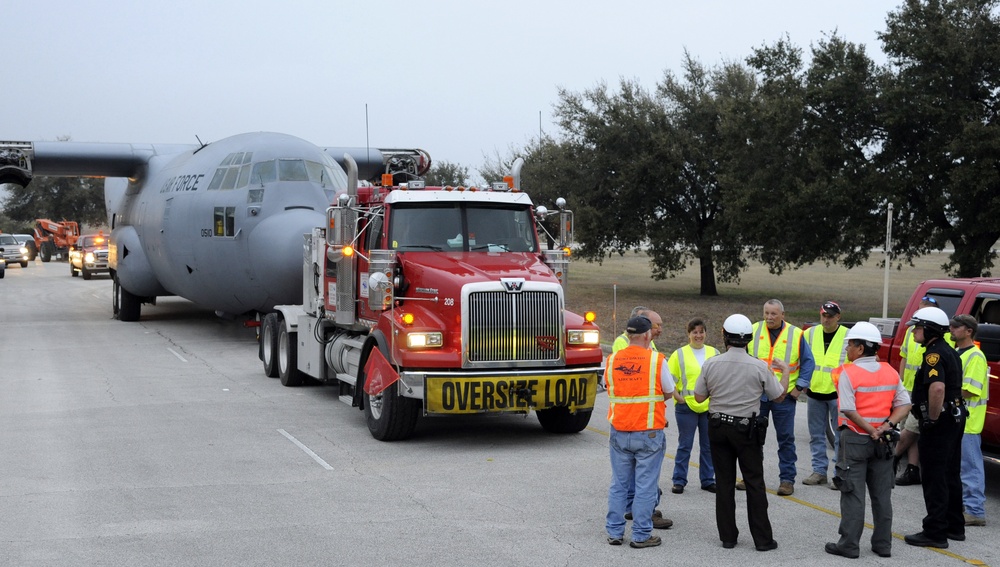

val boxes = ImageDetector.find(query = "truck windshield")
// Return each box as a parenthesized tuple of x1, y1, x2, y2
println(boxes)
(389, 203, 538, 253)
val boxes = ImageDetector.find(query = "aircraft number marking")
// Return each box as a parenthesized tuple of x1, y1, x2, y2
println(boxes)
(200, 229, 213, 237)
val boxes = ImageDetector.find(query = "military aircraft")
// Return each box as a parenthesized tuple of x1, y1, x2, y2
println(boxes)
(0, 133, 429, 321)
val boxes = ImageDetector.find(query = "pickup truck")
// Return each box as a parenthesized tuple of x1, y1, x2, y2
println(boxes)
(874, 278, 1000, 457)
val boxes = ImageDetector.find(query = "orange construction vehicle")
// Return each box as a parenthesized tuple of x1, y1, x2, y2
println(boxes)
(33, 219, 80, 262)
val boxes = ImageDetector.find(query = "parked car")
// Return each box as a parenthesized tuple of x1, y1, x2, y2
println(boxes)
(69, 233, 110, 280)
(0, 233, 28, 268)
(12, 234, 36, 261)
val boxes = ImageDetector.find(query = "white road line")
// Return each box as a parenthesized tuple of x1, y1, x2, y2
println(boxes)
(278, 429, 333, 470)
(167, 348, 187, 362)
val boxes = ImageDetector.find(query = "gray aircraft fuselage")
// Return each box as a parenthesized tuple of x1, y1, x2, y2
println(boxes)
(11, 132, 407, 319)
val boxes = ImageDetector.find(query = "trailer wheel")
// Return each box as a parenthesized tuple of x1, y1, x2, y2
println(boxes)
(261, 312, 280, 378)
(364, 381, 420, 441)
(278, 327, 303, 387)
(536, 407, 592, 434)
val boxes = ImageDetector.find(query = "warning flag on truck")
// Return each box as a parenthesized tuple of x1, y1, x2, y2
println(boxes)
(363, 347, 399, 396)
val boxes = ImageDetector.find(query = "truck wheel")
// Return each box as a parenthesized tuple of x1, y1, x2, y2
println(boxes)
(364, 381, 420, 441)
(40, 241, 53, 262)
(0, 267, 4, 279)
(278, 327, 303, 387)
(19, 260, 27, 268)
(82, 267, 92, 280)
(25, 241, 36, 261)
(115, 276, 141, 321)
(536, 407, 593, 434)
(70, 263, 78, 277)
(261, 312, 280, 378)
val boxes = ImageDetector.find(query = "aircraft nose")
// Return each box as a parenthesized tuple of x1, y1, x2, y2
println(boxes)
(246, 208, 324, 307)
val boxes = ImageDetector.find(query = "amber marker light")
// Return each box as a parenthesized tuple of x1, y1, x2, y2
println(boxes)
(585, 311, 597, 323)
(342, 245, 355, 257)
(562, 246, 572, 256)
(401, 312, 415, 325)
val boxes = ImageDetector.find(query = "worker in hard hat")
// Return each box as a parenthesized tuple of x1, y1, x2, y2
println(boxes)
(903, 307, 966, 549)
(824, 322, 910, 559)
(694, 314, 787, 552)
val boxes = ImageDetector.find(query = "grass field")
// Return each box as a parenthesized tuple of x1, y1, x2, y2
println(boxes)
(563, 250, 953, 352)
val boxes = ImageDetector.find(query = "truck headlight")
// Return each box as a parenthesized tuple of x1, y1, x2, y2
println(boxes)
(407, 332, 443, 349)
(568, 330, 600, 345)
(19, 246, 28, 256)
(84, 252, 95, 263)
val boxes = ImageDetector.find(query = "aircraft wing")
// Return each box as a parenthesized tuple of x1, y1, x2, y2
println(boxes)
(0, 141, 197, 183)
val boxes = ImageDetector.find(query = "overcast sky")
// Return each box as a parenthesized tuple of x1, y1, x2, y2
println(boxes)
(4, 1, 896, 177)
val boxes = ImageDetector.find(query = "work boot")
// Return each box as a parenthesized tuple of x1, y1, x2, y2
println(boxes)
(802, 473, 827, 485)
(965, 513, 987, 526)
(629, 535, 662, 548)
(736, 480, 746, 491)
(777, 481, 794, 496)
(896, 464, 921, 486)
(652, 515, 674, 529)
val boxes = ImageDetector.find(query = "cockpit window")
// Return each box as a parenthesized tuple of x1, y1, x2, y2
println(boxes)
(389, 203, 537, 253)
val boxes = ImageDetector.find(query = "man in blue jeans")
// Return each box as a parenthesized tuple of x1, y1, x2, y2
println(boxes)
(605, 315, 675, 548)
(745, 299, 815, 496)
(802, 301, 848, 487)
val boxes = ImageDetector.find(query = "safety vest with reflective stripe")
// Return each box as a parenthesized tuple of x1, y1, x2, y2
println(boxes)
(960, 346, 989, 435)
(668, 344, 719, 413)
(750, 321, 802, 393)
(612, 332, 658, 353)
(899, 327, 922, 391)
(804, 325, 848, 395)
(606, 346, 667, 431)
(836, 362, 900, 434)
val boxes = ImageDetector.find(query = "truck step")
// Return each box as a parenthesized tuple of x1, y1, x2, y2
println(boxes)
(338, 394, 354, 406)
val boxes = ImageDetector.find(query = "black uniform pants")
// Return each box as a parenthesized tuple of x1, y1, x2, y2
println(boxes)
(709, 422, 774, 546)
(917, 417, 965, 540)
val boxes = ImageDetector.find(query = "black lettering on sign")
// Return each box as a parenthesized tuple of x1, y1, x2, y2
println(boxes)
(482, 381, 495, 410)
(441, 382, 455, 411)
(555, 379, 568, 406)
(470, 382, 482, 410)
(457, 382, 471, 411)
(496, 381, 508, 408)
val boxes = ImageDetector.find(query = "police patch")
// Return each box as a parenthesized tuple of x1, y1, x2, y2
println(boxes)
(925, 353, 940, 366)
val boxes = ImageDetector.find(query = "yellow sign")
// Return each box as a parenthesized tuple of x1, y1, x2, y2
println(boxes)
(425, 373, 598, 414)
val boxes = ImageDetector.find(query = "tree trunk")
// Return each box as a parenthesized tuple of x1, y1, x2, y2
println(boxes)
(699, 250, 718, 296)
(951, 235, 1000, 278)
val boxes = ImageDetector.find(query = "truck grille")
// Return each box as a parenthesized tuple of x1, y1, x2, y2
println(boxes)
(95, 250, 109, 261)
(467, 290, 562, 365)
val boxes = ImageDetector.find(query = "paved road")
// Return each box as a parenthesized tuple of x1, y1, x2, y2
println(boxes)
(2, 259, 998, 566)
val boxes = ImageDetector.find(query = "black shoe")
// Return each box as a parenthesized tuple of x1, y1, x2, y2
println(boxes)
(755, 540, 778, 552)
(702, 484, 717, 493)
(671, 484, 684, 494)
(896, 465, 921, 486)
(947, 531, 966, 541)
(722, 541, 736, 549)
(607, 536, 623, 546)
(824, 542, 859, 559)
(904, 532, 948, 548)
(872, 548, 891, 558)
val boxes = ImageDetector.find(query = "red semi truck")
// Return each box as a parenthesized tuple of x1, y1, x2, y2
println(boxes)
(875, 278, 1000, 456)
(258, 158, 603, 440)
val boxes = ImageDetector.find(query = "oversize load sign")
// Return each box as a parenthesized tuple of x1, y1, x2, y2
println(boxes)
(425, 374, 597, 414)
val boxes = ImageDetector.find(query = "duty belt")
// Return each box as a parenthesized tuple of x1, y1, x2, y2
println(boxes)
(711, 412, 751, 426)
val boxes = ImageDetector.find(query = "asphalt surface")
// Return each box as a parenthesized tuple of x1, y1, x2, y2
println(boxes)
(2, 259, 999, 566)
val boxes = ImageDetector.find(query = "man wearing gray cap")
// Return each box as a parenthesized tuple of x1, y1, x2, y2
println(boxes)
(605, 315, 675, 549)
(949, 314, 988, 527)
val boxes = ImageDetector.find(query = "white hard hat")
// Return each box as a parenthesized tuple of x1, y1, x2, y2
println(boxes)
(906, 306, 950, 332)
(846, 321, 882, 345)
(723, 314, 753, 337)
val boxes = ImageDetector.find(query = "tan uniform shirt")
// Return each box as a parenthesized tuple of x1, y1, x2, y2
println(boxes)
(695, 347, 785, 418)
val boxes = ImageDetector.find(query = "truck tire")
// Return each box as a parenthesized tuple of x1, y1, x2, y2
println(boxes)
(261, 312, 280, 378)
(364, 381, 420, 441)
(0, 267, 4, 278)
(114, 276, 142, 322)
(25, 241, 36, 261)
(40, 241, 53, 262)
(70, 263, 78, 277)
(19, 260, 27, 268)
(278, 327, 303, 387)
(82, 267, 92, 280)
(536, 406, 592, 434)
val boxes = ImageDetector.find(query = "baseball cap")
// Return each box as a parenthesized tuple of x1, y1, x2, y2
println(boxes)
(821, 301, 841, 315)
(626, 316, 652, 334)
(950, 314, 978, 333)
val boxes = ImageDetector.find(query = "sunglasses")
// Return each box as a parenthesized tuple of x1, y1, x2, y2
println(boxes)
(922, 296, 938, 305)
